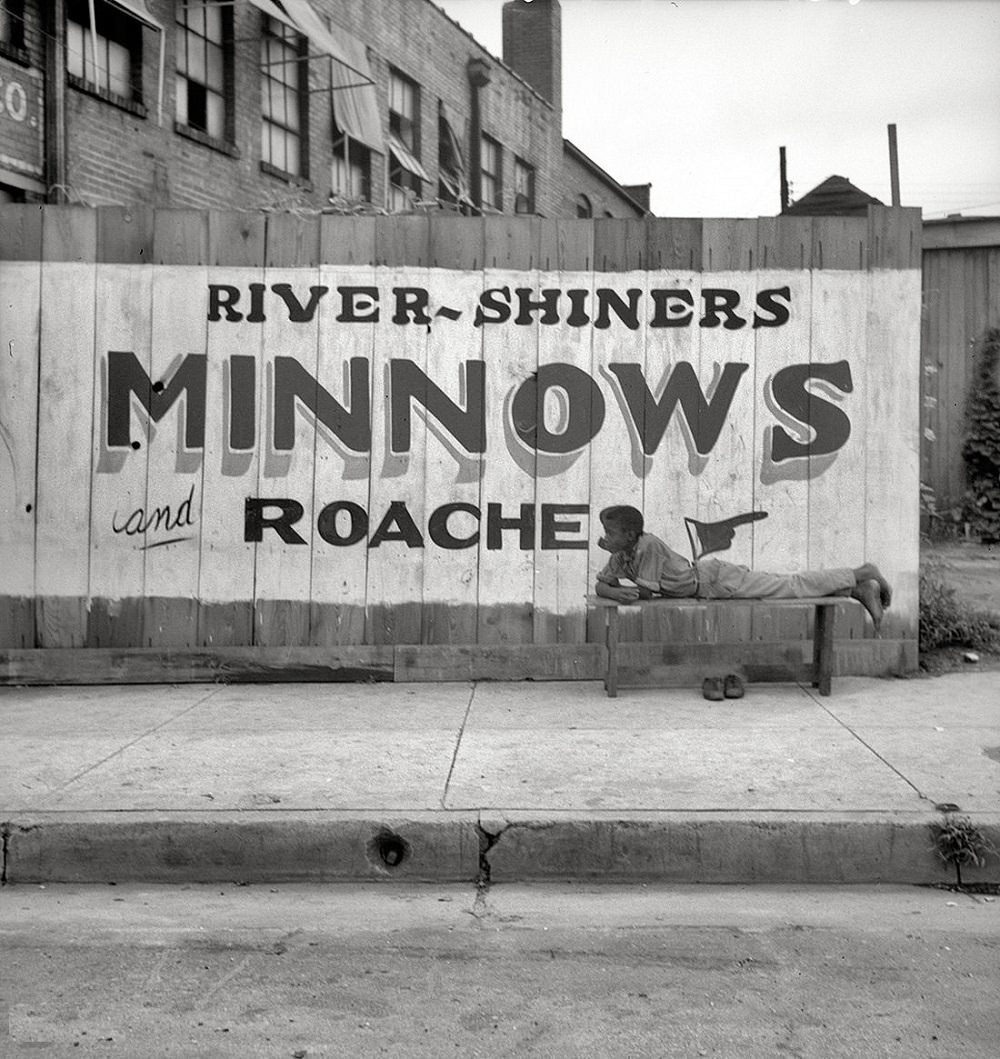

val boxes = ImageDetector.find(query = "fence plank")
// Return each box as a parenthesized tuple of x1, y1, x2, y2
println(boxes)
(0, 257, 40, 646)
(87, 262, 152, 645)
(252, 260, 320, 646)
(646, 218, 702, 272)
(864, 267, 922, 639)
(308, 261, 374, 646)
(35, 208, 98, 646)
(421, 269, 484, 643)
(478, 219, 538, 644)
(0, 202, 43, 260)
(534, 220, 595, 643)
(367, 218, 431, 643)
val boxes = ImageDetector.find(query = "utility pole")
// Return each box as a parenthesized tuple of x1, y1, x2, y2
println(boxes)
(779, 146, 789, 213)
(887, 124, 900, 207)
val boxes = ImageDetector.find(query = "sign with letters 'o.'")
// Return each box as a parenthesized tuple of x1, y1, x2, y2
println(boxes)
(0, 210, 920, 662)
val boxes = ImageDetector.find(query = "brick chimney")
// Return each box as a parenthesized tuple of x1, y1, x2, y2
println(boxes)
(502, 0, 561, 114)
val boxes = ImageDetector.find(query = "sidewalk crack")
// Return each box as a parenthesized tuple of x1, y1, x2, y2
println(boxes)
(810, 693, 932, 804)
(37, 686, 225, 801)
(441, 682, 476, 809)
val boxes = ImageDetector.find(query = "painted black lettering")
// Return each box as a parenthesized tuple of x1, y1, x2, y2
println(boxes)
(428, 503, 481, 549)
(486, 503, 535, 550)
(700, 288, 747, 329)
(594, 289, 642, 331)
(317, 501, 368, 546)
(753, 286, 792, 328)
(770, 360, 853, 462)
(540, 504, 588, 549)
(609, 361, 750, 455)
(389, 360, 486, 454)
(510, 363, 605, 453)
(272, 356, 370, 452)
(392, 287, 432, 325)
(107, 351, 206, 449)
(368, 500, 424, 548)
(244, 498, 306, 544)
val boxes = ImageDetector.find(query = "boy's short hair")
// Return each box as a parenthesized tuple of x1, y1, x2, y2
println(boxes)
(600, 505, 644, 538)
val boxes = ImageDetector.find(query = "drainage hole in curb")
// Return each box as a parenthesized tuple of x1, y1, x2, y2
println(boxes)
(368, 829, 410, 870)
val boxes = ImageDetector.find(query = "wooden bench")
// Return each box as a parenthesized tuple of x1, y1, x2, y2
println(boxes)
(586, 595, 846, 698)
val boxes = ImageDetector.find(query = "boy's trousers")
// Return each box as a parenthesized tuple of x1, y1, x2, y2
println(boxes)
(693, 557, 854, 599)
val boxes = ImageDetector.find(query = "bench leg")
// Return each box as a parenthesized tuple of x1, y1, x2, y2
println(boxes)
(605, 606, 619, 698)
(812, 605, 834, 696)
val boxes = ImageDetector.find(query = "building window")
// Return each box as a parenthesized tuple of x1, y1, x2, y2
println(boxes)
(176, 0, 232, 143)
(260, 16, 306, 178)
(514, 158, 535, 214)
(389, 68, 418, 152)
(388, 68, 421, 210)
(481, 134, 502, 212)
(332, 119, 371, 203)
(66, 0, 143, 106)
(1, 0, 26, 58)
(575, 193, 592, 219)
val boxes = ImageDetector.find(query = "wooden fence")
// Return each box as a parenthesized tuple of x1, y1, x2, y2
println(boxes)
(0, 205, 921, 683)
(920, 218, 1000, 522)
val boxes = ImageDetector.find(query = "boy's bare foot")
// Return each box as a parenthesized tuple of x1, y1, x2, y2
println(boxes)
(852, 580, 883, 633)
(854, 563, 892, 608)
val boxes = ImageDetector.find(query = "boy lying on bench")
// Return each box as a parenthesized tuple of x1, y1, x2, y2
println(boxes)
(594, 505, 892, 632)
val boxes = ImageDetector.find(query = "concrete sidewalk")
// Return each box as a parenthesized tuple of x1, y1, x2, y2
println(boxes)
(2, 673, 998, 885)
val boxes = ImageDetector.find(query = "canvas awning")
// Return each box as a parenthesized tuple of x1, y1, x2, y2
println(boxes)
(329, 27, 382, 152)
(438, 102, 472, 206)
(248, 0, 382, 151)
(388, 132, 430, 182)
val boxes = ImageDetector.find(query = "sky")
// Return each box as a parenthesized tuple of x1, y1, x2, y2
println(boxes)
(435, 0, 1000, 218)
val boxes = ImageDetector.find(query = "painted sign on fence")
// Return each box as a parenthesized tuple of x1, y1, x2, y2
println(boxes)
(0, 208, 921, 660)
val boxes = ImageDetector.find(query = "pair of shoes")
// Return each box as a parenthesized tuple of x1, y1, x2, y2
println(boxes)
(702, 677, 724, 701)
(702, 675, 746, 701)
(723, 674, 745, 699)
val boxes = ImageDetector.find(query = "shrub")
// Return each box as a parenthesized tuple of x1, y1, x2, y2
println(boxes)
(963, 329, 1000, 543)
(919, 563, 1000, 653)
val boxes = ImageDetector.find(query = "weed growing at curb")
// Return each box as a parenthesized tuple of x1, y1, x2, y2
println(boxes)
(931, 815, 997, 888)
(919, 561, 1000, 654)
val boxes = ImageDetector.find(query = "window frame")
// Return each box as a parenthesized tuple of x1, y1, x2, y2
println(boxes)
(480, 133, 503, 212)
(331, 117, 371, 203)
(65, 0, 146, 116)
(388, 67, 419, 153)
(514, 157, 535, 214)
(259, 14, 309, 182)
(175, 0, 235, 151)
(0, 0, 28, 63)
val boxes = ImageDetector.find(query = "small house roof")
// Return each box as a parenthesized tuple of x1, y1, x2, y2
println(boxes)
(784, 174, 883, 216)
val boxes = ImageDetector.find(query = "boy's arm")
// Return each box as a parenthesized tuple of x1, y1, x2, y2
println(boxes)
(595, 578, 640, 603)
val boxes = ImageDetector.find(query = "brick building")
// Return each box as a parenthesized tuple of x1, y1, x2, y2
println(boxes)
(0, 0, 649, 217)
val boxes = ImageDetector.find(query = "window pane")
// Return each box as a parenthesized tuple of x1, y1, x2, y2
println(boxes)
(108, 39, 130, 96)
(206, 42, 224, 90)
(175, 73, 188, 124)
(205, 5, 223, 41)
(188, 34, 205, 82)
(206, 91, 224, 138)
(283, 86, 299, 130)
(67, 21, 84, 78)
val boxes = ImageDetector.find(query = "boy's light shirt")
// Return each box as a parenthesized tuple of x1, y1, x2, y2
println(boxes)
(597, 533, 698, 597)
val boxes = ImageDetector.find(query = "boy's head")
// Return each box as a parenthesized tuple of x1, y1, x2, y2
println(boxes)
(598, 505, 644, 552)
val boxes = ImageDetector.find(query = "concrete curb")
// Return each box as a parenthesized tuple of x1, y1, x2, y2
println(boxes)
(2, 812, 483, 885)
(5, 811, 999, 886)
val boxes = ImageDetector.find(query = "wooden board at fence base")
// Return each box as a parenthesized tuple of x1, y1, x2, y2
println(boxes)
(0, 637, 915, 686)
(0, 207, 922, 676)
